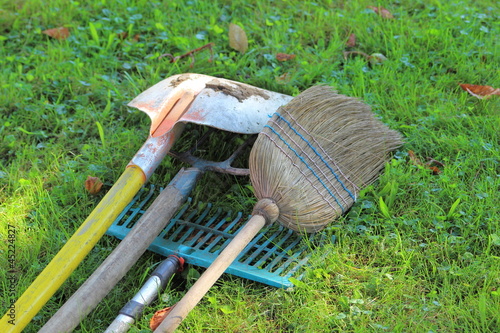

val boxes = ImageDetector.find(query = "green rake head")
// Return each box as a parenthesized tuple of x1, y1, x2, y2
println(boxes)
(106, 184, 334, 288)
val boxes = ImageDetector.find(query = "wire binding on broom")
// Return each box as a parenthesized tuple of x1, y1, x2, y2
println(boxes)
(261, 123, 345, 214)
(270, 111, 358, 202)
(263, 111, 359, 214)
(281, 109, 361, 196)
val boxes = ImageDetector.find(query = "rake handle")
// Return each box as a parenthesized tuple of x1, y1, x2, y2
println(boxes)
(154, 214, 267, 333)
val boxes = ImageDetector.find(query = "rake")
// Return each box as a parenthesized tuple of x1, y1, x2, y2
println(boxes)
(107, 187, 331, 288)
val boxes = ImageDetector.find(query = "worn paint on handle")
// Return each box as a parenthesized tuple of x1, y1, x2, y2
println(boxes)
(128, 124, 184, 180)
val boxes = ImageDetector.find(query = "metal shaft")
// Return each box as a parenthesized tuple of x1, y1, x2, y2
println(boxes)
(105, 256, 183, 333)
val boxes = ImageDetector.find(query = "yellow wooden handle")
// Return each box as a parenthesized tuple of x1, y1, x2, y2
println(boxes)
(0, 166, 145, 333)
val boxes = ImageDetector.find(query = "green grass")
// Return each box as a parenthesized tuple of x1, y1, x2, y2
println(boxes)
(1, 0, 499, 332)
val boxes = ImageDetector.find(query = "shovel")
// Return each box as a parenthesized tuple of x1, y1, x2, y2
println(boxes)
(0, 73, 292, 333)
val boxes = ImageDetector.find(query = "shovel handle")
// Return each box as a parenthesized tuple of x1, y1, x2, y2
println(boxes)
(154, 214, 267, 333)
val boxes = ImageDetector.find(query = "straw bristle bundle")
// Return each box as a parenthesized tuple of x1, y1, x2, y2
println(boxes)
(249, 86, 402, 232)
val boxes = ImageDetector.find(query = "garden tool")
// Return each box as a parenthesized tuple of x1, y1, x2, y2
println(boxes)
(0, 73, 292, 333)
(156, 85, 403, 332)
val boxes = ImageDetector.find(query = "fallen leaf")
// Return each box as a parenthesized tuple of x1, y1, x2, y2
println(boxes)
(228, 23, 248, 53)
(408, 151, 443, 175)
(117, 31, 128, 40)
(85, 176, 103, 195)
(368, 6, 394, 19)
(346, 33, 356, 47)
(150, 306, 174, 330)
(408, 150, 421, 166)
(42, 27, 70, 40)
(429, 166, 441, 175)
(459, 83, 500, 99)
(275, 72, 291, 84)
(276, 53, 296, 61)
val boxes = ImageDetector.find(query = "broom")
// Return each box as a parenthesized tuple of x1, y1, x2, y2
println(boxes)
(154, 85, 403, 332)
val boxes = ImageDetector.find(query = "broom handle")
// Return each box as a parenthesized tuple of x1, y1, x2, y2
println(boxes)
(154, 214, 267, 333)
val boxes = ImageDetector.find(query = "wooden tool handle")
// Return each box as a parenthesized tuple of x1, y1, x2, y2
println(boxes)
(154, 214, 267, 333)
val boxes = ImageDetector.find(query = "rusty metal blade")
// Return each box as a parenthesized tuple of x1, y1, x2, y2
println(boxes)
(128, 73, 293, 135)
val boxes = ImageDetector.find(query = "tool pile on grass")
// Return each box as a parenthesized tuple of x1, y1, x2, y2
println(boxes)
(0, 73, 292, 333)
(155, 85, 403, 332)
(0, 72, 402, 333)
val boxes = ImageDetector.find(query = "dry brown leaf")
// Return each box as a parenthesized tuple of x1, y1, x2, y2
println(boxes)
(85, 176, 103, 195)
(408, 150, 421, 166)
(150, 306, 174, 330)
(276, 53, 296, 61)
(459, 83, 500, 99)
(408, 151, 443, 175)
(275, 72, 291, 85)
(429, 166, 441, 175)
(426, 158, 445, 175)
(368, 6, 394, 19)
(343, 50, 370, 61)
(228, 23, 248, 53)
(117, 31, 128, 40)
(42, 27, 70, 40)
(346, 33, 356, 47)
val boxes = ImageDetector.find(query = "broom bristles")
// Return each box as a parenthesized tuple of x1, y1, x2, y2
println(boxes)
(249, 86, 402, 232)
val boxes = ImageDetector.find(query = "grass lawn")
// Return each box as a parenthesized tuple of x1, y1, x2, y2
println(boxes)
(1, 0, 499, 332)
